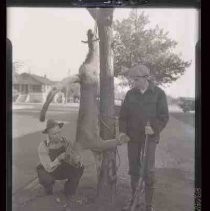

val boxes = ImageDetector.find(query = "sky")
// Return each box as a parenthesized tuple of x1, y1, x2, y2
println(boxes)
(7, 8, 199, 98)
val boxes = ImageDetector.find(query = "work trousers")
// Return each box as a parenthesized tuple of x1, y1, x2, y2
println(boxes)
(127, 138, 157, 208)
(36, 162, 84, 196)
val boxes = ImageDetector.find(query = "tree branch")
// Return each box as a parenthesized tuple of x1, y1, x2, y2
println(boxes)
(87, 8, 114, 25)
(87, 8, 98, 21)
(102, 8, 114, 18)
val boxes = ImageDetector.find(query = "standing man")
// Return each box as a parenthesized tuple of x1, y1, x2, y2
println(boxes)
(119, 64, 169, 211)
(36, 119, 84, 198)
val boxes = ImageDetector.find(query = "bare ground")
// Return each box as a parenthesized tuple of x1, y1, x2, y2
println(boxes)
(12, 107, 195, 211)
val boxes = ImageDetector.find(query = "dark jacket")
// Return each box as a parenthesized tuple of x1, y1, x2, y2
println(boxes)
(119, 82, 169, 142)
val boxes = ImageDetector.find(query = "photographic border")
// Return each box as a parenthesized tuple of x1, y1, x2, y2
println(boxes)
(5, 1, 201, 211)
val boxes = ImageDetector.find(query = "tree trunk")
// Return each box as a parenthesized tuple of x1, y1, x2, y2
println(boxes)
(96, 9, 117, 205)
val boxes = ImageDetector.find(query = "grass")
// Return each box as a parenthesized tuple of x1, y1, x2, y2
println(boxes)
(13, 108, 195, 211)
(170, 112, 195, 127)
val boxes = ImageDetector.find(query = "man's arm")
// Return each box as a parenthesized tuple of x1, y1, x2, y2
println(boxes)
(119, 93, 129, 134)
(152, 90, 169, 134)
(118, 92, 131, 143)
(62, 137, 82, 166)
(62, 136, 73, 150)
(38, 142, 61, 172)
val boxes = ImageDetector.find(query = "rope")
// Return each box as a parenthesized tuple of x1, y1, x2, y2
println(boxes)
(98, 115, 121, 171)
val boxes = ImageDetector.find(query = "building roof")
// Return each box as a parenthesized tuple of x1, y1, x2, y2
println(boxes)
(29, 73, 54, 85)
(13, 72, 54, 85)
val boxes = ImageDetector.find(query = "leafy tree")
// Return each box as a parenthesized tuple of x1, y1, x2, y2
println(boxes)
(113, 10, 191, 85)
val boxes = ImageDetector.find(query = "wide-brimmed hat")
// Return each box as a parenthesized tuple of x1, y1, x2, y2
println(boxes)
(42, 119, 64, 134)
(128, 64, 150, 78)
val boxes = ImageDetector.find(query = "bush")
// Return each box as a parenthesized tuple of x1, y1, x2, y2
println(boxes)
(178, 98, 195, 112)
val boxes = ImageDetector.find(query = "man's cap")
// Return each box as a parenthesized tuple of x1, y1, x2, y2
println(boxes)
(128, 64, 150, 78)
(42, 119, 64, 134)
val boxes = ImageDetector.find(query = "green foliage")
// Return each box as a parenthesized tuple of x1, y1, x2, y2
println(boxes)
(178, 97, 195, 112)
(113, 10, 191, 85)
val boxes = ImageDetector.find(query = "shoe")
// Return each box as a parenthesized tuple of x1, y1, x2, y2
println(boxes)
(44, 187, 53, 195)
(146, 206, 154, 211)
(122, 195, 143, 211)
(65, 194, 88, 205)
(122, 197, 133, 211)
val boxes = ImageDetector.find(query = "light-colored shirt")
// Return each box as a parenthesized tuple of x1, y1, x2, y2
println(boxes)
(139, 82, 149, 94)
(38, 136, 74, 172)
(140, 87, 147, 94)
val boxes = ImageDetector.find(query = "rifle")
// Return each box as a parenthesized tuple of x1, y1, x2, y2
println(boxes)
(130, 122, 150, 211)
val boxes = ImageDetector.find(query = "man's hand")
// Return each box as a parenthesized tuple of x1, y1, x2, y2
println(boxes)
(117, 132, 130, 145)
(57, 152, 66, 162)
(71, 153, 81, 166)
(145, 125, 154, 135)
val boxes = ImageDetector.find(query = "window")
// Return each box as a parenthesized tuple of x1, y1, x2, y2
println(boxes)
(32, 85, 42, 92)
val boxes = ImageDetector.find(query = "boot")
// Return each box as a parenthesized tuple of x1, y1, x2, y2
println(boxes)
(121, 196, 133, 211)
(145, 205, 155, 211)
(44, 185, 53, 195)
(131, 175, 139, 196)
(121, 175, 139, 211)
(145, 185, 154, 211)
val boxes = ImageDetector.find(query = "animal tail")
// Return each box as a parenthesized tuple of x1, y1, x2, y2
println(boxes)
(40, 87, 59, 122)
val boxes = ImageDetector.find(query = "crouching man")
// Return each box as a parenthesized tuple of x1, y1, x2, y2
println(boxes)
(36, 119, 84, 197)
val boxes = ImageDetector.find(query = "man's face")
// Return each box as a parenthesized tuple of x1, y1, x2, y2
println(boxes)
(48, 125, 62, 142)
(131, 75, 148, 90)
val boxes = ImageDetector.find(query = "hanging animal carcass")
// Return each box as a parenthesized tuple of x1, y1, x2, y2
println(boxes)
(40, 29, 121, 176)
